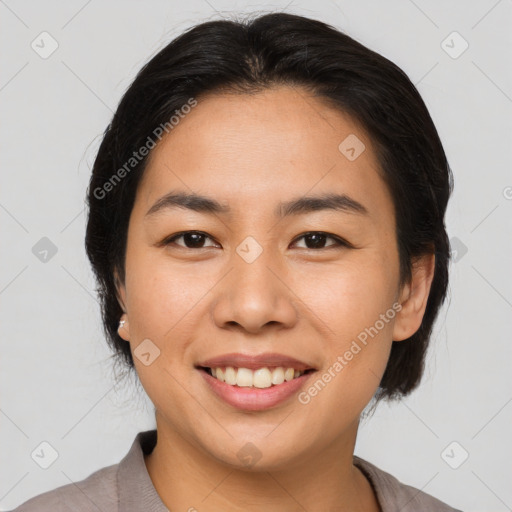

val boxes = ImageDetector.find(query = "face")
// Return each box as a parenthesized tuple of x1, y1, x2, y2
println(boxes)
(117, 85, 432, 470)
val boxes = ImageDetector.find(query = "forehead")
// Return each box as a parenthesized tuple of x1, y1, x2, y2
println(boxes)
(136, 86, 392, 221)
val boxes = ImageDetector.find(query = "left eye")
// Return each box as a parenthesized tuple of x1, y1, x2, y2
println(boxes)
(292, 232, 347, 250)
(162, 231, 348, 250)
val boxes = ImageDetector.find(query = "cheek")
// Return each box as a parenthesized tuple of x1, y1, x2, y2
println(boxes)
(296, 256, 398, 337)
(123, 245, 219, 350)
(126, 268, 193, 333)
(123, 251, 208, 408)
(293, 296, 396, 447)
(293, 256, 398, 397)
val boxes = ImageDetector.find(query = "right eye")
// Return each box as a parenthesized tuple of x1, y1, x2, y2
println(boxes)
(161, 231, 219, 249)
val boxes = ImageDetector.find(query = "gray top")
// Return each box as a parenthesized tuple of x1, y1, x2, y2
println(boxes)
(11, 429, 462, 511)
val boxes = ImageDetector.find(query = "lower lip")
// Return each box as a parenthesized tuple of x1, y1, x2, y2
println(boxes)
(198, 369, 315, 411)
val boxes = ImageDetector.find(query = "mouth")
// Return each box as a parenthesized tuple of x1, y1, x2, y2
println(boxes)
(197, 365, 316, 388)
(195, 353, 317, 411)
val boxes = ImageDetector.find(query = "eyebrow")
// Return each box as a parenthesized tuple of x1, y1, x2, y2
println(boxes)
(145, 190, 368, 218)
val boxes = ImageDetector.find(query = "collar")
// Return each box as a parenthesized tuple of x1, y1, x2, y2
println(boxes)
(117, 429, 169, 511)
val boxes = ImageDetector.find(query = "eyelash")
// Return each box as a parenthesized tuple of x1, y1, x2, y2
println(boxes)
(161, 231, 351, 251)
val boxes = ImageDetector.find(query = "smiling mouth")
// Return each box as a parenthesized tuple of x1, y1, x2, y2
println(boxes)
(198, 366, 316, 389)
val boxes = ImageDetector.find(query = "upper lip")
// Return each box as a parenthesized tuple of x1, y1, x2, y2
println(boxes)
(197, 352, 316, 371)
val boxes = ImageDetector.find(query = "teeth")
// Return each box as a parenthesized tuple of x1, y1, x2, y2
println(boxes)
(208, 366, 306, 387)
(236, 367, 253, 387)
(271, 367, 285, 385)
(224, 366, 237, 385)
(253, 368, 272, 388)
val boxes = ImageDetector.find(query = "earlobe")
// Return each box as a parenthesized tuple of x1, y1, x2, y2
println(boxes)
(392, 253, 436, 342)
(113, 269, 130, 341)
(117, 314, 130, 341)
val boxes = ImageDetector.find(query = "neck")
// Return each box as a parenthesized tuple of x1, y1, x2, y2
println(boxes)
(144, 415, 380, 512)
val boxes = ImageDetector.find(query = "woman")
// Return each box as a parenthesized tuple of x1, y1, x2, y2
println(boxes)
(13, 11, 462, 511)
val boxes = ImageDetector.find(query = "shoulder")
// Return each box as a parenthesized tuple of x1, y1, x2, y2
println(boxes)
(354, 456, 463, 512)
(8, 463, 119, 512)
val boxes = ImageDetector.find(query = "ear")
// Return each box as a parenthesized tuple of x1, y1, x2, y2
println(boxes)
(114, 268, 127, 312)
(392, 253, 436, 342)
(114, 269, 130, 342)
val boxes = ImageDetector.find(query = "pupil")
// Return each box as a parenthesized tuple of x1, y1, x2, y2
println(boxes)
(306, 233, 326, 249)
(185, 233, 204, 248)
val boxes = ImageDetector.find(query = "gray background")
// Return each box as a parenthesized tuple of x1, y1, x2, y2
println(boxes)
(1, 0, 511, 510)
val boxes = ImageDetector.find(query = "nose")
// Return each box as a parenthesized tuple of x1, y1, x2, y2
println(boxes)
(211, 245, 298, 334)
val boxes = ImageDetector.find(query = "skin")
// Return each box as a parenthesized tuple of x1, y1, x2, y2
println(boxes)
(116, 85, 435, 511)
